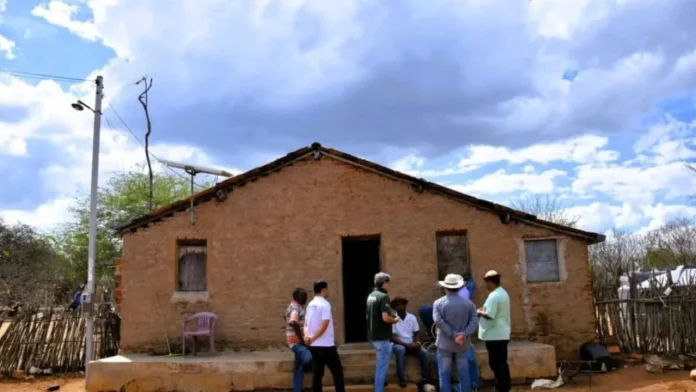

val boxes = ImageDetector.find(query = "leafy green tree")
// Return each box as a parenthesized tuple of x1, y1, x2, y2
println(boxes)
(53, 167, 207, 292)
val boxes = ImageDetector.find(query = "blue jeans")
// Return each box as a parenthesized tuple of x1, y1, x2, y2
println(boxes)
(392, 344, 432, 382)
(291, 344, 312, 392)
(468, 345, 479, 388)
(435, 346, 479, 389)
(371, 340, 392, 392)
(437, 349, 470, 392)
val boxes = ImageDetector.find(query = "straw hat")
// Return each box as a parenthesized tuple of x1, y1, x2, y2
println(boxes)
(439, 274, 465, 289)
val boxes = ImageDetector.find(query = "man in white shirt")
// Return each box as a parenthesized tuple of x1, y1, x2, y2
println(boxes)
(391, 297, 433, 388)
(304, 280, 345, 392)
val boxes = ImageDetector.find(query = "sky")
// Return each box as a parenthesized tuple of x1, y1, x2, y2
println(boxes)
(0, 0, 695, 235)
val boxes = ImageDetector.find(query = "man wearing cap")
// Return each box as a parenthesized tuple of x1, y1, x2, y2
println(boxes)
(366, 272, 399, 392)
(390, 296, 434, 388)
(477, 270, 511, 392)
(433, 274, 479, 392)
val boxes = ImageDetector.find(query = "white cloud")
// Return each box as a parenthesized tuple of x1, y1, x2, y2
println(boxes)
(31, 1, 99, 41)
(572, 161, 695, 207)
(642, 203, 696, 232)
(0, 197, 75, 232)
(25, 0, 696, 151)
(451, 168, 567, 196)
(0, 34, 15, 60)
(0, 73, 237, 231)
(390, 154, 425, 174)
(633, 116, 696, 165)
(566, 202, 644, 230)
(397, 134, 619, 179)
(3, 0, 696, 237)
(457, 134, 619, 169)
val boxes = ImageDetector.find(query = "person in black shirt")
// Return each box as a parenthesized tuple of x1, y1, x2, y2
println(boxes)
(366, 272, 399, 392)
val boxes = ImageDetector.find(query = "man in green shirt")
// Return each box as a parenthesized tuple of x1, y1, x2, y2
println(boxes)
(367, 272, 399, 392)
(477, 270, 511, 392)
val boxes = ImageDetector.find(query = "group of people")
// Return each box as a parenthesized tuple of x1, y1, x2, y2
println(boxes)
(284, 270, 512, 392)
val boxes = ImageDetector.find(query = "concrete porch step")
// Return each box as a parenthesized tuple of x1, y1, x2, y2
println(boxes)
(325, 384, 419, 392)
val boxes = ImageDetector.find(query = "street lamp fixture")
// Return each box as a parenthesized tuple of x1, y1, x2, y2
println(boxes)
(71, 100, 97, 113)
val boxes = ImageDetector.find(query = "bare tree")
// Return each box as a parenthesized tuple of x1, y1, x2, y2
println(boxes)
(509, 193, 580, 227)
(644, 218, 696, 268)
(136, 76, 154, 211)
(589, 229, 646, 300)
(0, 219, 64, 308)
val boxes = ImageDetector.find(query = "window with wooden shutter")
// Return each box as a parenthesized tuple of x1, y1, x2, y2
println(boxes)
(524, 239, 560, 283)
(435, 232, 472, 280)
(177, 240, 207, 292)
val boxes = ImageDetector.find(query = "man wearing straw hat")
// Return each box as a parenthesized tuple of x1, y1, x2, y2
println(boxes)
(477, 270, 511, 392)
(433, 274, 479, 392)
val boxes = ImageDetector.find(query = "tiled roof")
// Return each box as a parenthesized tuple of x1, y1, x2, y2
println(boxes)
(116, 142, 605, 244)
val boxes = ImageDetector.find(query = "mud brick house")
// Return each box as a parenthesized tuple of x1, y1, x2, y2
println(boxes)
(115, 143, 604, 359)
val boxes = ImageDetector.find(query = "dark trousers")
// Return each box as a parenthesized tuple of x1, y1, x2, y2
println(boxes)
(309, 346, 345, 392)
(485, 340, 511, 392)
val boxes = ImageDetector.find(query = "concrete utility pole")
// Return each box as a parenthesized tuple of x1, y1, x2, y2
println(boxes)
(71, 75, 104, 375)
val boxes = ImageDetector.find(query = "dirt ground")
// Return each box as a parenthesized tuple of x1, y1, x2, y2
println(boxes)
(0, 366, 694, 391)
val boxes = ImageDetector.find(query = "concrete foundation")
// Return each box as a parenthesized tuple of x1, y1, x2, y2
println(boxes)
(87, 341, 556, 391)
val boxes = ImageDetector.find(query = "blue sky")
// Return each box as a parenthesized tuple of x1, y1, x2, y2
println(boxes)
(1, 0, 695, 235)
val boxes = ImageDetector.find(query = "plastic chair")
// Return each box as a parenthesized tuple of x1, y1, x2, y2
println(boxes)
(182, 312, 217, 356)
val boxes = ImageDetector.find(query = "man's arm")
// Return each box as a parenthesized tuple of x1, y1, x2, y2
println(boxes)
(392, 335, 409, 346)
(412, 319, 421, 345)
(464, 302, 479, 337)
(381, 297, 399, 324)
(310, 319, 330, 342)
(478, 295, 498, 320)
(287, 310, 304, 340)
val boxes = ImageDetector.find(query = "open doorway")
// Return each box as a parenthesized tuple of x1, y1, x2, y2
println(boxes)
(342, 236, 381, 343)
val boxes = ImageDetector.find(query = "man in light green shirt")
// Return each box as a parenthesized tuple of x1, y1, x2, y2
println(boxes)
(477, 270, 511, 392)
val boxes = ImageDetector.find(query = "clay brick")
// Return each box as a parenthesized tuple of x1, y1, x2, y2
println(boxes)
(119, 157, 597, 359)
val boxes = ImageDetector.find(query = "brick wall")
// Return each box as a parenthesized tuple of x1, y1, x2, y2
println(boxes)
(114, 257, 123, 313)
(119, 156, 596, 359)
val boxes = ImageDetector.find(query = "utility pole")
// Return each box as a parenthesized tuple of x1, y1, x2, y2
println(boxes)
(72, 75, 104, 376)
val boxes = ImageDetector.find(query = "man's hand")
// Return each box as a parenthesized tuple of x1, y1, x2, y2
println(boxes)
(304, 336, 313, 345)
(455, 334, 465, 346)
(477, 308, 491, 320)
(409, 342, 422, 350)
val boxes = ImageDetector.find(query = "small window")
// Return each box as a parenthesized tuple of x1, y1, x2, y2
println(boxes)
(435, 232, 472, 280)
(177, 240, 207, 292)
(524, 239, 560, 283)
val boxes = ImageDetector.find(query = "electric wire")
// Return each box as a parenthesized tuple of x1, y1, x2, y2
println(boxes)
(104, 104, 208, 189)
(0, 68, 92, 83)
(0, 67, 209, 189)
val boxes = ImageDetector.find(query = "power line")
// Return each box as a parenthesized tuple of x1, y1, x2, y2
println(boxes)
(104, 104, 208, 189)
(0, 68, 92, 83)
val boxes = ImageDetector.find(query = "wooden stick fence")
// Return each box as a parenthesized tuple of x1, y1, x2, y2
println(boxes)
(595, 286, 696, 355)
(0, 308, 120, 375)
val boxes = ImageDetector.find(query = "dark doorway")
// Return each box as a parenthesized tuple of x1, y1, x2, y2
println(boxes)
(342, 236, 381, 343)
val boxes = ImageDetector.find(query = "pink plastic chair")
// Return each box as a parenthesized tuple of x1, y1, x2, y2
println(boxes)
(181, 312, 217, 356)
